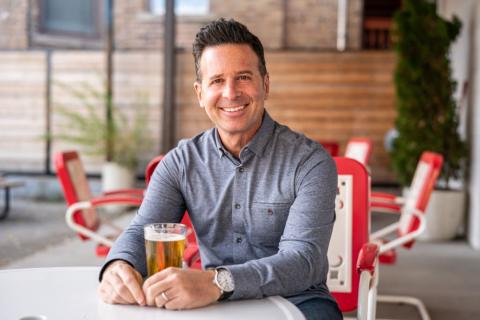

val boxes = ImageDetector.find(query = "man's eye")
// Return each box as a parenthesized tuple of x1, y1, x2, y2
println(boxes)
(211, 78, 223, 85)
(238, 75, 250, 80)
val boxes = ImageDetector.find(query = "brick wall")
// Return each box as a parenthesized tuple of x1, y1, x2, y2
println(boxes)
(1, 0, 363, 51)
(113, 0, 362, 51)
(286, 0, 363, 49)
(0, 0, 28, 49)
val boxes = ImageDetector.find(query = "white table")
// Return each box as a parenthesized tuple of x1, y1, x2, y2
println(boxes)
(0, 267, 305, 320)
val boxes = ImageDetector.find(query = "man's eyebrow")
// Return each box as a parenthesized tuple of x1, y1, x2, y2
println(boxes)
(237, 70, 254, 75)
(208, 73, 224, 81)
(207, 70, 253, 81)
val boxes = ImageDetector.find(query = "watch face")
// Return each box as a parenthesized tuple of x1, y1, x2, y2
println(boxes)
(217, 269, 235, 292)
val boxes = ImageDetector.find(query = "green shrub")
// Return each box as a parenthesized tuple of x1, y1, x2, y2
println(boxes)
(391, 0, 467, 188)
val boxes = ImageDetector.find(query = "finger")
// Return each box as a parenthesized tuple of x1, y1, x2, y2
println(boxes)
(117, 268, 145, 305)
(143, 267, 172, 288)
(99, 282, 130, 304)
(109, 272, 137, 304)
(144, 279, 169, 307)
(155, 293, 167, 308)
(164, 295, 184, 310)
(156, 289, 177, 309)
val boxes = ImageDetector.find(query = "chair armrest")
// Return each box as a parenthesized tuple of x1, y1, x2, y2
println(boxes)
(371, 192, 404, 214)
(371, 192, 404, 204)
(378, 208, 426, 254)
(356, 244, 379, 320)
(102, 189, 144, 197)
(357, 243, 379, 275)
(90, 196, 143, 206)
(65, 196, 143, 247)
(370, 202, 402, 214)
(370, 221, 400, 241)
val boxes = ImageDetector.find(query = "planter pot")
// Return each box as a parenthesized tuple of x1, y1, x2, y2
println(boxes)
(101, 162, 135, 213)
(419, 189, 466, 241)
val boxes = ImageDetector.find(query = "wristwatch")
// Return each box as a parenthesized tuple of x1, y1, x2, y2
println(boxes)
(213, 267, 235, 301)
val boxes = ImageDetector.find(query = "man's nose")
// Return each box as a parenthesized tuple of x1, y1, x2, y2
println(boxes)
(222, 79, 239, 100)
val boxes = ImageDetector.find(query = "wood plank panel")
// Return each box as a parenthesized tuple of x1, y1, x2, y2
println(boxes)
(176, 51, 397, 182)
(0, 52, 47, 171)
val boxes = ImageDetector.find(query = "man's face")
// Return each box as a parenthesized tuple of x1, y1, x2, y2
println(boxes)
(194, 44, 269, 141)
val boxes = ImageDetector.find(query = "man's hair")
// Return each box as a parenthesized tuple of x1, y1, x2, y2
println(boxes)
(192, 18, 267, 81)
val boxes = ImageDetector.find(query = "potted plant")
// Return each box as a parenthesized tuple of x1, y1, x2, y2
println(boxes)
(390, 0, 468, 240)
(53, 81, 153, 191)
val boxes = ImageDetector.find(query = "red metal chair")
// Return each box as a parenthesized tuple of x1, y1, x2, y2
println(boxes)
(329, 157, 379, 320)
(318, 140, 340, 157)
(344, 137, 373, 166)
(55, 151, 144, 256)
(370, 151, 443, 320)
(145, 155, 201, 269)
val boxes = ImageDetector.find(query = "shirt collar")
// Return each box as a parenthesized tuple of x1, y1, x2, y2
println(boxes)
(244, 110, 275, 157)
(212, 110, 275, 159)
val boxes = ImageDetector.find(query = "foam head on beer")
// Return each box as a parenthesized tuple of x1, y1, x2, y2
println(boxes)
(144, 223, 186, 276)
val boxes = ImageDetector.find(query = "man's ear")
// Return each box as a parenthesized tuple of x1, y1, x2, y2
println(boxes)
(263, 73, 270, 100)
(193, 81, 204, 108)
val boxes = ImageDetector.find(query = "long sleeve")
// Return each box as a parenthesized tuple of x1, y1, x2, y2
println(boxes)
(101, 152, 186, 277)
(226, 155, 337, 299)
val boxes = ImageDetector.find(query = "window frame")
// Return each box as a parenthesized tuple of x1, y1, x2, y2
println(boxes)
(33, 0, 103, 49)
(148, 0, 210, 16)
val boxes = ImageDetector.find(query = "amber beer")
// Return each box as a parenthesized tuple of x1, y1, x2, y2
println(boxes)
(144, 223, 186, 277)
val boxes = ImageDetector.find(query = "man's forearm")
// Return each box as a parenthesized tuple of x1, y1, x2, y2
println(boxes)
(226, 225, 332, 300)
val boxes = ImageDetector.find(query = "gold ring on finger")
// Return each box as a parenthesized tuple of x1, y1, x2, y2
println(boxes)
(161, 291, 169, 302)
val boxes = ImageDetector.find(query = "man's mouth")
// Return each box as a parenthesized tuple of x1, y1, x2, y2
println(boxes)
(221, 104, 248, 113)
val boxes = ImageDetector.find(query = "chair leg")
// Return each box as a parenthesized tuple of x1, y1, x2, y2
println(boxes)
(377, 294, 431, 320)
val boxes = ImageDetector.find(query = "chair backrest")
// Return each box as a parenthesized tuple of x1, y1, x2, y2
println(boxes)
(344, 137, 373, 165)
(328, 157, 370, 312)
(318, 141, 340, 157)
(145, 155, 196, 245)
(398, 151, 443, 248)
(145, 155, 164, 187)
(55, 151, 99, 239)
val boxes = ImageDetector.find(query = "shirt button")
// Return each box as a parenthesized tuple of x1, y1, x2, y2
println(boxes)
(239, 167, 245, 172)
(235, 203, 241, 209)
(236, 237, 243, 243)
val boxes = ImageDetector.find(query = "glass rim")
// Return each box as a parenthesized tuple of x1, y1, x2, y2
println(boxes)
(143, 223, 186, 232)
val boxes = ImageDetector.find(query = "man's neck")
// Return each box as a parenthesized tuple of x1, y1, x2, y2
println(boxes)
(218, 132, 253, 159)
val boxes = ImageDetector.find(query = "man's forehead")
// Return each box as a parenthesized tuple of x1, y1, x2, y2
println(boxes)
(199, 44, 259, 76)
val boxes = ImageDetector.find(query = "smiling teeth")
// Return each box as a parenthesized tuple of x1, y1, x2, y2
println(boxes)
(223, 105, 246, 112)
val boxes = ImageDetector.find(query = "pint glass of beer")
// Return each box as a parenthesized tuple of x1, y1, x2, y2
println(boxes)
(144, 223, 186, 277)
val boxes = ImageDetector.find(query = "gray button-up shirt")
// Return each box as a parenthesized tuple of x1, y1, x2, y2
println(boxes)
(104, 111, 337, 304)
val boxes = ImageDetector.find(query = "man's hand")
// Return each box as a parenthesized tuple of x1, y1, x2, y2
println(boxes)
(143, 267, 221, 310)
(98, 260, 146, 306)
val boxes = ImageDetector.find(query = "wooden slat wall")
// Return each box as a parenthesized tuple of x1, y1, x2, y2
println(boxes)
(0, 51, 162, 174)
(0, 52, 46, 171)
(0, 50, 396, 182)
(176, 51, 397, 182)
(51, 51, 163, 173)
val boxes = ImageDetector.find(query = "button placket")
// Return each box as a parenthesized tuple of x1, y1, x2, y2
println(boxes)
(231, 162, 248, 263)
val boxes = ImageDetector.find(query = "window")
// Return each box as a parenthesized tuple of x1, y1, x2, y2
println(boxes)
(150, 0, 209, 16)
(33, 0, 104, 48)
(39, 0, 101, 38)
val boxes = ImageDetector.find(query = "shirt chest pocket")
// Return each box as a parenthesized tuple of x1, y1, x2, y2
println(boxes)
(248, 202, 291, 246)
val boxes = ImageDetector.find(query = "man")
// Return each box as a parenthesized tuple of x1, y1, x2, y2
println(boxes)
(98, 18, 341, 319)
